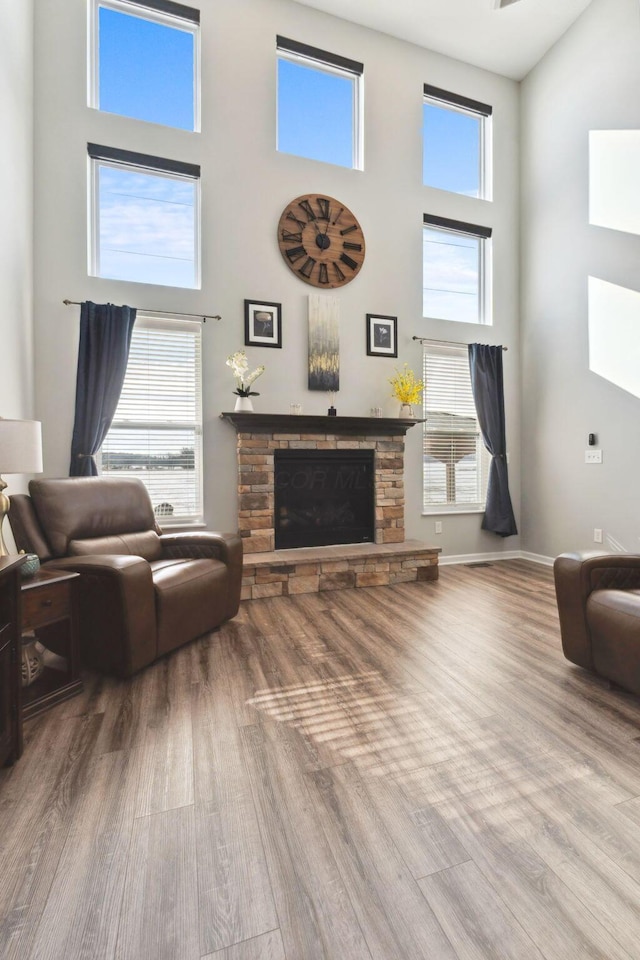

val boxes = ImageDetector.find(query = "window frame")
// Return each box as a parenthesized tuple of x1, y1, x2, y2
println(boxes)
(89, 0, 201, 132)
(421, 341, 488, 515)
(88, 143, 201, 289)
(100, 312, 204, 526)
(423, 83, 493, 201)
(422, 213, 493, 326)
(276, 35, 364, 171)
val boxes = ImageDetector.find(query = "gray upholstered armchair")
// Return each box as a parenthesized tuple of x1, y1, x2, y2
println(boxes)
(9, 476, 242, 677)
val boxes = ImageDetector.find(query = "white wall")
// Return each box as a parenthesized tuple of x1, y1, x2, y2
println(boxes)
(32, 0, 521, 557)
(0, 0, 35, 421)
(0, 0, 35, 542)
(521, 0, 640, 558)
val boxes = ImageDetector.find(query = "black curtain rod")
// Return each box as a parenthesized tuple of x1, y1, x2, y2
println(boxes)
(412, 336, 507, 351)
(63, 300, 221, 323)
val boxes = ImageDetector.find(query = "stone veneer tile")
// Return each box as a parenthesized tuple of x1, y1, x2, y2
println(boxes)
(239, 516, 272, 531)
(389, 571, 415, 584)
(381, 529, 405, 543)
(287, 576, 320, 594)
(239, 454, 271, 464)
(319, 571, 357, 591)
(356, 572, 389, 587)
(241, 534, 274, 552)
(239, 493, 270, 511)
(252, 582, 284, 598)
(256, 570, 289, 584)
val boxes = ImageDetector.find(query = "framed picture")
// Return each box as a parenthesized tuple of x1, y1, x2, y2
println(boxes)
(366, 314, 397, 357)
(244, 300, 282, 348)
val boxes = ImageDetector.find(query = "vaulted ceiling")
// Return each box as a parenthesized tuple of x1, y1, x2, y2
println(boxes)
(291, 0, 594, 80)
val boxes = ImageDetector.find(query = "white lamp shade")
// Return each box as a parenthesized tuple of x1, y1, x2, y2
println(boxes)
(0, 419, 43, 474)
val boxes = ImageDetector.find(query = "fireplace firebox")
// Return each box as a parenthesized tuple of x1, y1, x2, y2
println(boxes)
(274, 450, 375, 549)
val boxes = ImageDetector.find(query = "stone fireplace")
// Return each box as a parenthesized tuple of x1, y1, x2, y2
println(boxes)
(221, 413, 409, 553)
(221, 413, 440, 599)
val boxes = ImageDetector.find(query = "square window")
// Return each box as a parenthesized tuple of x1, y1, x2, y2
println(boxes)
(91, 0, 199, 131)
(277, 36, 363, 170)
(423, 85, 491, 199)
(89, 144, 200, 289)
(423, 215, 492, 325)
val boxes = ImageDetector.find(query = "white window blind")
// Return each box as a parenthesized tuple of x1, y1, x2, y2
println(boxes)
(422, 342, 487, 512)
(101, 314, 203, 523)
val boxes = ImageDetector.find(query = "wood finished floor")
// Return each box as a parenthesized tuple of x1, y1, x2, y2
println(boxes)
(3, 560, 640, 959)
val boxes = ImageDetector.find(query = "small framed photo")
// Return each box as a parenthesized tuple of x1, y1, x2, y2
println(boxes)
(366, 314, 397, 357)
(244, 300, 282, 348)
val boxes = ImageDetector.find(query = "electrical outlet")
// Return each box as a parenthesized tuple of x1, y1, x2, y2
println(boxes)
(435, 521, 443, 534)
(594, 528, 603, 543)
(585, 449, 603, 464)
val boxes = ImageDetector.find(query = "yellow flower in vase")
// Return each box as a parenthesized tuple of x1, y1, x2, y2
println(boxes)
(388, 364, 424, 418)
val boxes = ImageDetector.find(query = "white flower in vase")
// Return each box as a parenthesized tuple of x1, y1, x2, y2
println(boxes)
(226, 350, 265, 412)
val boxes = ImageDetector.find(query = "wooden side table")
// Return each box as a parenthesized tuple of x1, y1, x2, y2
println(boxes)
(21, 568, 82, 720)
(0, 555, 26, 765)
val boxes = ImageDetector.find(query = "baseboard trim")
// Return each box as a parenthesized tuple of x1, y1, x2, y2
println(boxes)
(519, 551, 554, 567)
(440, 549, 555, 567)
(439, 550, 521, 566)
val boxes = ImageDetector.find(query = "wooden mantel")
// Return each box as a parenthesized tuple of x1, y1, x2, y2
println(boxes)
(220, 412, 421, 436)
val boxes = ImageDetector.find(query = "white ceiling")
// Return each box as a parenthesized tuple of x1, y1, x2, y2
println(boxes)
(290, 0, 594, 80)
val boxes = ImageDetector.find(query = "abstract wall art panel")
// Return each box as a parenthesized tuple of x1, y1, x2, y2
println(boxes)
(308, 294, 340, 391)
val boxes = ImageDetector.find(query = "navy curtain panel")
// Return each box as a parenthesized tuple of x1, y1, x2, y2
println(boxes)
(468, 343, 518, 538)
(69, 302, 137, 476)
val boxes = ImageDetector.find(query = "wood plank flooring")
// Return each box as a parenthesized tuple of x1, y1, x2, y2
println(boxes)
(3, 559, 640, 958)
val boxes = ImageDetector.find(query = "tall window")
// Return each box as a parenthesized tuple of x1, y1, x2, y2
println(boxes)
(422, 343, 487, 513)
(90, 0, 200, 131)
(277, 36, 363, 170)
(101, 315, 203, 523)
(423, 214, 492, 325)
(423, 84, 492, 199)
(88, 144, 200, 289)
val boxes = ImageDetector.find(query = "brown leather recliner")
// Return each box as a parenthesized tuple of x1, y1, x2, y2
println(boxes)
(554, 551, 640, 696)
(9, 476, 243, 678)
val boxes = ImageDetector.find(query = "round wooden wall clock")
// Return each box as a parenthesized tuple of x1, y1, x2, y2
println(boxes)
(277, 194, 366, 288)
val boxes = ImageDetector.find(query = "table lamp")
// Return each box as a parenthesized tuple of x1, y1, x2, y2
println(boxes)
(0, 418, 43, 556)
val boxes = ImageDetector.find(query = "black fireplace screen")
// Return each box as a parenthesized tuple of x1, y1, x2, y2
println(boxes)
(274, 449, 375, 549)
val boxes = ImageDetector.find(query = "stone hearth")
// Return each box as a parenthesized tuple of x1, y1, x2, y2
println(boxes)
(241, 540, 439, 600)
(221, 413, 440, 599)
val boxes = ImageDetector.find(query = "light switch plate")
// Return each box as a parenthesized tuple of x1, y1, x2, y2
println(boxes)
(585, 449, 603, 464)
